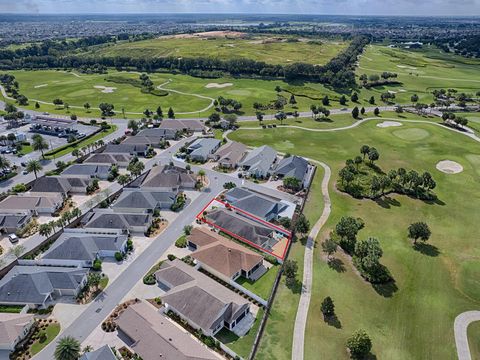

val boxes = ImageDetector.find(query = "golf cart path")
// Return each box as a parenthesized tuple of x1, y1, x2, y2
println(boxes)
(292, 161, 331, 360)
(455, 311, 480, 360)
(156, 79, 216, 114)
(239, 117, 480, 143)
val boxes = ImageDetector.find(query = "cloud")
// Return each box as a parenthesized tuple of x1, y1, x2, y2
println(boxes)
(0, 0, 479, 15)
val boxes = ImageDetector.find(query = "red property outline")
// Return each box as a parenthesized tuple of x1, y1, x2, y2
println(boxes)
(196, 198, 292, 260)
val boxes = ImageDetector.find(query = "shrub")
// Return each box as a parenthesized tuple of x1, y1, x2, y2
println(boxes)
(114, 252, 123, 262)
(92, 259, 102, 271)
(167, 254, 176, 261)
(175, 236, 187, 248)
(143, 274, 156, 285)
(11, 183, 27, 193)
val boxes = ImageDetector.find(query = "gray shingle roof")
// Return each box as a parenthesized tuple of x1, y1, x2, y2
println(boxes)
(79, 345, 117, 360)
(187, 138, 221, 159)
(274, 155, 309, 183)
(83, 210, 151, 230)
(159, 119, 205, 132)
(130, 165, 196, 189)
(0, 213, 31, 230)
(207, 209, 276, 250)
(240, 145, 277, 175)
(0, 267, 87, 305)
(225, 187, 287, 220)
(42, 233, 127, 261)
(85, 153, 132, 165)
(61, 164, 111, 177)
(104, 143, 148, 154)
(31, 177, 72, 194)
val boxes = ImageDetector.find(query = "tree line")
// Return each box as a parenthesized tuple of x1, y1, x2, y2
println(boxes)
(0, 36, 369, 89)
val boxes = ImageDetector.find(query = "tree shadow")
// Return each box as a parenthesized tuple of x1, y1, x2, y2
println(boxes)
(374, 196, 401, 209)
(422, 197, 446, 206)
(325, 314, 342, 329)
(372, 280, 398, 298)
(327, 258, 346, 273)
(365, 353, 378, 360)
(413, 242, 440, 257)
(286, 278, 303, 295)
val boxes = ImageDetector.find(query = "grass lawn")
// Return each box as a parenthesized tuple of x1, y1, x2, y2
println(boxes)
(44, 125, 117, 159)
(236, 265, 280, 300)
(468, 321, 480, 357)
(91, 35, 348, 66)
(229, 115, 480, 359)
(216, 308, 265, 359)
(0, 305, 24, 313)
(18, 144, 33, 156)
(30, 323, 61, 355)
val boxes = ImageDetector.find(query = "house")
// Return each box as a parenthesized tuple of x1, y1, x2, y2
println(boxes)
(187, 138, 221, 162)
(112, 189, 177, 213)
(0, 193, 63, 216)
(85, 153, 132, 167)
(61, 164, 112, 180)
(30, 177, 72, 198)
(159, 119, 206, 133)
(103, 143, 148, 156)
(188, 227, 265, 282)
(0, 212, 32, 234)
(240, 145, 277, 178)
(116, 301, 219, 360)
(224, 187, 295, 221)
(0, 266, 88, 308)
(155, 259, 252, 337)
(81, 209, 152, 235)
(206, 208, 278, 251)
(274, 155, 311, 188)
(129, 165, 196, 192)
(134, 128, 178, 141)
(0, 313, 35, 351)
(213, 141, 247, 169)
(79, 345, 117, 360)
(40, 230, 128, 267)
(61, 177, 92, 194)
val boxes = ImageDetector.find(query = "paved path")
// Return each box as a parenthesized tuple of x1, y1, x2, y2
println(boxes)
(455, 311, 480, 360)
(292, 161, 331, 360)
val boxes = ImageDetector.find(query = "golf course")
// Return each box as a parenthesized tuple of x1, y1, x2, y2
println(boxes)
(228, 110, 480, 360)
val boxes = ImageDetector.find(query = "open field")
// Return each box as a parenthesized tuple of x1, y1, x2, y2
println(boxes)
(90, 35, 348, 66)
(229, 114, 480, 359)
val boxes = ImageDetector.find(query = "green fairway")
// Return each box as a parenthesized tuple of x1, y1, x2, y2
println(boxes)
(92, 35, 348, 66)
(356, 44, 480, 106)
(229, 114, 480, 360)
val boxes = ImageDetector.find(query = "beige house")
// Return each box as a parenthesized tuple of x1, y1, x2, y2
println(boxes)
(116, 301, 219, 360)
(0, 313, 34, 351)
(188, 227, 265, 282)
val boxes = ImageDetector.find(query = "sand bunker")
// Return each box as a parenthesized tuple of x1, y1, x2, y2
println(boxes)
(397, 65, 417, 70)
(34, 84, 48, 88)
(94, 85, 117, 93)
(377, 121, 402, 128)
(436, 160, 463, 174)
(205, 82, 233, 89)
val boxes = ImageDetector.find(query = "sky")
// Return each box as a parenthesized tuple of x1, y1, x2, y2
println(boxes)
(0, 0, 479, 17)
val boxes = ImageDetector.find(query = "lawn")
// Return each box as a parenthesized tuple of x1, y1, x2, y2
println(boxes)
(18, 144, 33, 156)
(236, 265, 280, 300)
(30, 322, 61, 355)
(229, 116, 480, 359)
(253, 170, 324, 360)
(216, 308, 265, 359)
(92, 35, 348, 66)
(0, 304, 24, 313)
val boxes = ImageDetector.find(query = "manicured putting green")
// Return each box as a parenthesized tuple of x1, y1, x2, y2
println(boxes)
(392, 128, 430, 141)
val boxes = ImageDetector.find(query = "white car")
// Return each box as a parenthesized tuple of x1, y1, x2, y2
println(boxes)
(8, 233, 19, 243)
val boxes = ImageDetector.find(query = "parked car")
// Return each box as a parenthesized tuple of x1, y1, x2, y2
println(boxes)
(8, 233, 19, 243)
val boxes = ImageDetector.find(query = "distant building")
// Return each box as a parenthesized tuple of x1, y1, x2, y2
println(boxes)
(129, 165, 196, 192)
(159, 119, 206, 133)
(61, 164, 112, 180)
(103, 143, 148, 157)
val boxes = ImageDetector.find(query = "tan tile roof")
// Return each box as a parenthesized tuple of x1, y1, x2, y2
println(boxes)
(0, 313, 33, 346)
(189, 227, 263, 278)
(116, 301, 218, 360)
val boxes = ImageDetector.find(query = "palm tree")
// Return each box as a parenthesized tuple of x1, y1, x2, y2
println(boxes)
(71, 207, 82, 219)
(0, 156, 11, 171)
(198, 169, 206, 182)
(39, 223, 52, 237)
(32, 134, 49, 158)
(97, 139, 104, 147)
(26, 160, 42, 179)
(54, 336, 81, 360)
